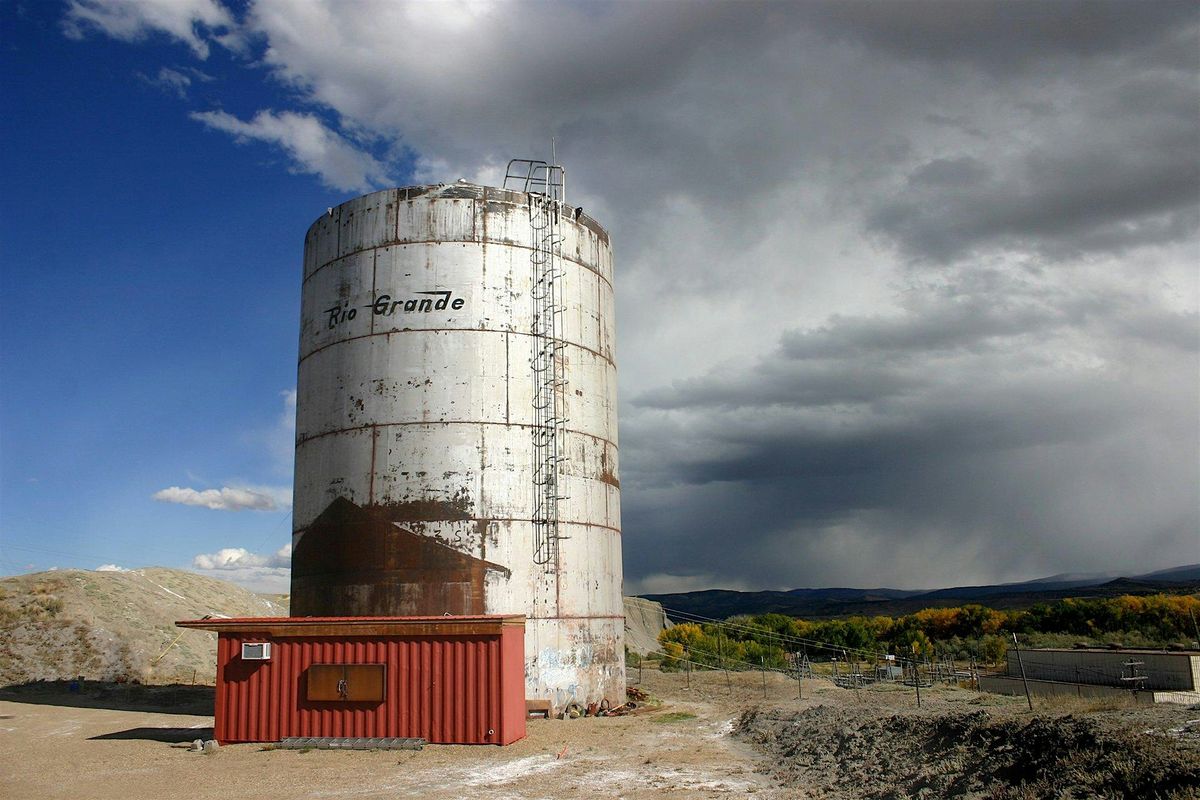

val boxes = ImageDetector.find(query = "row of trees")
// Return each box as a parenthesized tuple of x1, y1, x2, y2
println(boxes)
(656, 593, 1200, 668)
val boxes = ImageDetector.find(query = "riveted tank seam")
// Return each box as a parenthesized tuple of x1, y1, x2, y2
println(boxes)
(295, 419, 618, 452)
(298, 326, 616, 369)
(305, 239, 615, 293)
(293, 518, 623, 537)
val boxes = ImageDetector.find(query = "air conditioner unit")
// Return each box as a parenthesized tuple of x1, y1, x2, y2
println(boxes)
(241, 642, 272, 661)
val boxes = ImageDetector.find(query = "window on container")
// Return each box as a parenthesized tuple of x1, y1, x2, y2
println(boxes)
(306, 664, 386, 702)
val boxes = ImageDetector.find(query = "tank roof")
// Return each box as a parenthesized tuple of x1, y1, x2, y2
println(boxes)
(315, 182, 610, 244)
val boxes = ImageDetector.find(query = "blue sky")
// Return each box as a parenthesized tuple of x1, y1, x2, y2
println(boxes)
(1, 2, 358, 586)
(1, 1, 1196, 594)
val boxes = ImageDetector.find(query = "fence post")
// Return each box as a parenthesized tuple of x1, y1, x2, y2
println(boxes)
(716, 625, 731, 692)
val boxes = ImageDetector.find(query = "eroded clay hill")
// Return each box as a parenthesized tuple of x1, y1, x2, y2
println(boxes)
(0, 568, 286, 686)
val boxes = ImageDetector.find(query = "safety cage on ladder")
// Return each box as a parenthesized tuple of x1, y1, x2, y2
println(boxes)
(504, 159, 570, 572)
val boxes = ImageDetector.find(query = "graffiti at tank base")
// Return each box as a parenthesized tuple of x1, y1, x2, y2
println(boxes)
(291, 496, 509, 617)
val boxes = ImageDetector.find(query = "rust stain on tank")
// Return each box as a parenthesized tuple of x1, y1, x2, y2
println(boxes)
(291, 496, 508, 617)
(475, 518, 493, 563)
(374, 487, 472, 521)
(599, 449, 620, 489)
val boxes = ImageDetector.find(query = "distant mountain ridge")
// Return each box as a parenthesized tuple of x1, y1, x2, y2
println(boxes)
(641, 564, 1200, 621)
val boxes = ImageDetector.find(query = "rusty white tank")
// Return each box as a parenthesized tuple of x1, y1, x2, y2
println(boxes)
(290, 181, 623, 710)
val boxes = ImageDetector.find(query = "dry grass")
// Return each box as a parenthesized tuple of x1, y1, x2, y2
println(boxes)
(1028, 692, 1144, 714)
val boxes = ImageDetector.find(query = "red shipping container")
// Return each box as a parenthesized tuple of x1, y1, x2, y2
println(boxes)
(175, 615, 526, 745)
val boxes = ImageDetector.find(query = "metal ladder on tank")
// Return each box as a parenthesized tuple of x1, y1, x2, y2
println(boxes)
(505, 160, 570, 572)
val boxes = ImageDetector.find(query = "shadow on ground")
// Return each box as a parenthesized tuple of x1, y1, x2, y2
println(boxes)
(89, 726, 215, 742)
(0, 681, 214, 716)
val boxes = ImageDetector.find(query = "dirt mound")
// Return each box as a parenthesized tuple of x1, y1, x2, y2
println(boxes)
(0, 568, 287, 686)
(624, 596, 672, 655)
(737, 704, 1200, 799)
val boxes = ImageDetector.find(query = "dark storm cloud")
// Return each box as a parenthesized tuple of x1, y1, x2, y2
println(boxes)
(800, 0, 1199, 71)
(621, 228, 1198, 590)
(1118, 310, 1200, 351)
(635, 284, 1193, 414)
(621, 297, 1198, 588)
(869, 70, 1200, 262)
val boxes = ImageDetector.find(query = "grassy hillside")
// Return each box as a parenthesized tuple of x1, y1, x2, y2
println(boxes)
(0, 568, 287, 686)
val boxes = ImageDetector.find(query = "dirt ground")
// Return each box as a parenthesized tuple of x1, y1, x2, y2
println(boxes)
(739, 688, 1200, 798)
(2, 670, 1198, 799)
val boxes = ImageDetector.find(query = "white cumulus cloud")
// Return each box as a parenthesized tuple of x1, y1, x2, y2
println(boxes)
(95, 563, 128, 572)
(192, 543, 290, 570)
(62, 0, 236, 59)
(153, 485, 291, 511)
(191, 544, 291, 593)
(189, 110, 390, 192)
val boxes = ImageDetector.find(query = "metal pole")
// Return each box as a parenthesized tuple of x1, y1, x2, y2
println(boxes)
(686, 651, 691, 688)
(913, 659, 922, 708)
(1011, 633, 1033, 711)
(1189, 608, 1200, 649)
(717, 624, 731, 692)
(761, 657, 768, 698)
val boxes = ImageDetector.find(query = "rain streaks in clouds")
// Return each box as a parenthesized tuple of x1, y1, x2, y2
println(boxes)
(65, 0, 1199, 590)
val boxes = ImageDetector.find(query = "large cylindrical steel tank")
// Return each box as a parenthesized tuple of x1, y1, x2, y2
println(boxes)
(290, 182, 623, 710)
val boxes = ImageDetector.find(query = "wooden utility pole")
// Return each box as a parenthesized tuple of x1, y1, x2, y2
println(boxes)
(1011, 632, 1033, 711)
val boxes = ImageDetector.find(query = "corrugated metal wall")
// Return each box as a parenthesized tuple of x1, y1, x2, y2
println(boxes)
(214, 631, 525, 745)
